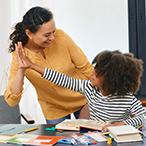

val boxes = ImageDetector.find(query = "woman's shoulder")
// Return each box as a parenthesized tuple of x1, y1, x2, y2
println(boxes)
(55, 29, 71, 39)
(55, 28, 65, 36)
(12, 50, 16, 58)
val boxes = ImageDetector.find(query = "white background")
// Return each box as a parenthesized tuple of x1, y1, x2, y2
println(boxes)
(0, 0, 128, 124)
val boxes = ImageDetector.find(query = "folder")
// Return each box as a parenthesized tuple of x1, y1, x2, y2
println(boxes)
(0, 124, 39, 136)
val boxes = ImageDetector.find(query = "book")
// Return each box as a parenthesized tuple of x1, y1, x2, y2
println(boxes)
(88, 133, 107, 142)
(23, 135, 64, 145)
(0, 134, 19, 143)
(6, 134, 37, 145)
(107, 125, 142, 143)
(55, 119, 105, 131)
(0, 124, 39, 135)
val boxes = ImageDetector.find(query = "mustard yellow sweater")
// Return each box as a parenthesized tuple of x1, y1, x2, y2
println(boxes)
(4, 29, 94, 120)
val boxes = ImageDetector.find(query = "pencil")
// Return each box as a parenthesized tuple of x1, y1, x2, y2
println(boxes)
(25, 127, 39, 133)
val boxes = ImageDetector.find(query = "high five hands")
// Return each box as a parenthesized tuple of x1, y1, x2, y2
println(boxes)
(15, 42, 33, 69)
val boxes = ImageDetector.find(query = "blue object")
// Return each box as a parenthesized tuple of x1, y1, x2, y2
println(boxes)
(88, 141, 97, 145)
(58, 138, 72, 144)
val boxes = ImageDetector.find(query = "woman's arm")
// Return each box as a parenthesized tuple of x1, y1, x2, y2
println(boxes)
(64, 32, 94, 79)
(11, 42, 26, 95)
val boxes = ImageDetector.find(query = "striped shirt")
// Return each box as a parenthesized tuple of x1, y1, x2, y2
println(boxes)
(42, 68, 146, 126)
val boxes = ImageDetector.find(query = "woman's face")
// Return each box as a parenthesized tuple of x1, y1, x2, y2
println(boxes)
(28, 19, 56, 48)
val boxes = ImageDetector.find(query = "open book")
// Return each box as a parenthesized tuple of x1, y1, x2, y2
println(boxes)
(108, 125, 142, 143)
(55, 119, 105, 131)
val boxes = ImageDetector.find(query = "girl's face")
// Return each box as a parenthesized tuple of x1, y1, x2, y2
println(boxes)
(28, 19, 56, 48)
(90, 69, 104, 90)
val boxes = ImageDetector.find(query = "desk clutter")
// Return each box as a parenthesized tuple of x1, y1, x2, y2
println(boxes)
(0, 124, 64, 146)
(0, 123, 144, 145)
(0, 134, 64, 145)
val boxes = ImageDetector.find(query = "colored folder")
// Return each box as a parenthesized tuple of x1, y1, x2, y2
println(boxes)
(0, 124, 39, 135)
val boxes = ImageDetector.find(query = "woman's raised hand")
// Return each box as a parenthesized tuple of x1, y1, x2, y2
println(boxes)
(15, 42, 33, 69)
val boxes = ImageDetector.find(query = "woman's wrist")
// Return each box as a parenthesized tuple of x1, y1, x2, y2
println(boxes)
(18, 68, 26, 75)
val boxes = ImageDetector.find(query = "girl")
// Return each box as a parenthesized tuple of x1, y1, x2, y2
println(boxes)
(17, 47, 146, 131)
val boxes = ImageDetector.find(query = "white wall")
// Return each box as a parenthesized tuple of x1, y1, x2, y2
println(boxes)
(0, 1, 12, 95)
(0, 0, 128, 124)
(54, 0, 128, 62)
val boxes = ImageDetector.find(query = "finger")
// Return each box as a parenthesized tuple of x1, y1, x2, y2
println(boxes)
(21, 48, 26, 56)
(17, 42, 23, 53)
(15, 43, 18, 48)
(17, 42, 24, 58)
(15, 43, 20, 57)
(18, 42, 22, 48)
(26, 50, 28, 57)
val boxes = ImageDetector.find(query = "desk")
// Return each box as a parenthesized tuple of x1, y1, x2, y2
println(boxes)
(0, 124, 145, 146)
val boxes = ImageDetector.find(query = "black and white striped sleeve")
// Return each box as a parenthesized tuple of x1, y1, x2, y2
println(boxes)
(42, 67, 87, 94)
(123, 97, 146, 126)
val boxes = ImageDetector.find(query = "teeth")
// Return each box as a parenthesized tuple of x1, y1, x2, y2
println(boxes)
(45, 41, 51, 43)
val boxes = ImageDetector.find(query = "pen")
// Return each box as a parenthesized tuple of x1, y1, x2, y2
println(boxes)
(25, 127, 39, 133)
(88, 141, 97, 145)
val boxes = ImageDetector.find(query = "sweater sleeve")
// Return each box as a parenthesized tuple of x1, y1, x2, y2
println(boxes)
(42, 68, 88, 95)
(123, 97, 146, 126)
(64, 31, 94, 79)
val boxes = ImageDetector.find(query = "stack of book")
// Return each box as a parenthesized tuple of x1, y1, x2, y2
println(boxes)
(107, 125, 142, 143)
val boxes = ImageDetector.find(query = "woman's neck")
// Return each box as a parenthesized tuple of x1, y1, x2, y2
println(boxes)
(25, 41, 46, 59)
(25, 41, 44, 53)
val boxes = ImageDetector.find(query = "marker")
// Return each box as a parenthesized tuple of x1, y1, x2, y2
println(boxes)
(107, 138, 112, 144)
(137, 125, 142, 130)
(45, 127, 56, 131)
(88, 141, 97, 145)
(101, 131, 110, 135)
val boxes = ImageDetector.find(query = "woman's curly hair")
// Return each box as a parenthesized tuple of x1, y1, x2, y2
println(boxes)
(92, 50, 143, 96)
(8, 6, 53, 53)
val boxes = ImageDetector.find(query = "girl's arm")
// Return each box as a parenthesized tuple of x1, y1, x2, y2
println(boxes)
(102, 97, 146, 131)
(18, 46, 87, 95)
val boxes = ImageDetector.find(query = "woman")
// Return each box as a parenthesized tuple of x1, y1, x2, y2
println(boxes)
(4, 6, 93, 124)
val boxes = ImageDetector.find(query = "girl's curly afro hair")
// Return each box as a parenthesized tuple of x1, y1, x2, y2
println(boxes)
(92, 50, 143, 96)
